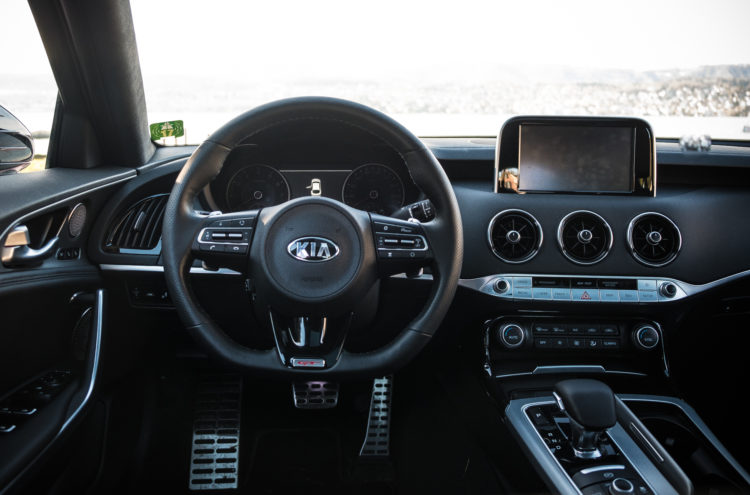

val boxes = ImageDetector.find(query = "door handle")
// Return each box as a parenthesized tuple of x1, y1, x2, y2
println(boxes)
(2, 236, 59, 267)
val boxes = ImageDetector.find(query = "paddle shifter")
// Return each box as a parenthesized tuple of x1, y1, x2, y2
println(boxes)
(553, 379, 617, 459)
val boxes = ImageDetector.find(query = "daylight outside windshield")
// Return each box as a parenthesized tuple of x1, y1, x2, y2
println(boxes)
(137, 0, 747, 142)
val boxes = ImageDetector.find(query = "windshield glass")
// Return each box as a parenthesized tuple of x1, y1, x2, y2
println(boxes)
(131, 0, 750, 142)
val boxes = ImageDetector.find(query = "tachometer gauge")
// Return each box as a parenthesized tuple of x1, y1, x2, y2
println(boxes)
(342, 163, 405, 215)
(225, 164, 290, 211)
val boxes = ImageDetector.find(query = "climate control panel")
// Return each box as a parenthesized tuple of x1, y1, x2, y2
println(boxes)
(463, 274, 688, 303)
(492, 318, 661, 353)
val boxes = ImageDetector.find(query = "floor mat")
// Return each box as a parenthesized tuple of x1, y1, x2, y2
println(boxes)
(247, 429, 341, 494)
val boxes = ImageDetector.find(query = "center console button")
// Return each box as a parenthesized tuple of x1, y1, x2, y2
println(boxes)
(513, 277, 532, 288)
(638, 291, 658, 302)
(572, 289, 600, 301)
(552, 288, 571, 300)
(585, 324, 601, 336)
(514, 287, 532, 299)
(532, 287, 552, 300)
(551, 325, 567, 334)
(637, 279, 657, 291)
(600, 289, 620, 302)
(570, 338, 585, 349)
(586, 339, 601, 349)
(567, 323, 584, 335)
(532, 323, 551, 334)
(601, 325, 619, 336)
(535, 338, 551, 348)
(619, 290, 639, 302)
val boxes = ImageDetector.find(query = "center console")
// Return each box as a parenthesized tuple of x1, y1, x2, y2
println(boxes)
(506, 379, 750, 495)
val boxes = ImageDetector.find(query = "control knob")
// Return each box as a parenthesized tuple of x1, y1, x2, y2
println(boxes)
(497, 323, 526, 349)
(493, 278, 510, 294)
(632, 325, 660, 350)
(609, 478, 635, 494)
(659, 282, 678, 298)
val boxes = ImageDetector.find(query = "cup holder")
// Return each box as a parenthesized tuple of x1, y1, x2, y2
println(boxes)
(625, 399, 748, 495)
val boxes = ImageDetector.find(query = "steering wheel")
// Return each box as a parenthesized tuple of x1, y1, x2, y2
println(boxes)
(162, 97, 463, 378)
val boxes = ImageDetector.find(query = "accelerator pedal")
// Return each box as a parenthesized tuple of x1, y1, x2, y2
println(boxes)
(292, 381, 339, 409)
(188, 374, 242, 491)
(359, 376, 393, 457)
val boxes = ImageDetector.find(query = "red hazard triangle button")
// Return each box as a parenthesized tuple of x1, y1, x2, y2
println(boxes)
(580, 291, 591, 300)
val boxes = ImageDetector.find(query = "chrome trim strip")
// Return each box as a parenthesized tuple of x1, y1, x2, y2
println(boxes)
(629, 422, 665, 463)
(578, 464, 626, 475)
(99, 264, 242, 275)
(557, 210, 614, 266)
(487, 209, 543, 264)
(619, 395, 750, 486)
(627, 212, 682, 268)
(494, 366, 647, 379)
(458, 269, 750, 302)
(533, 365, 606, 375)
(61, 289, 103, 433)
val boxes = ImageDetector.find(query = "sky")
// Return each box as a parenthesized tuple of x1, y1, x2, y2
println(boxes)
(3, 0, 750, 79)
(2, 0, 749, 139)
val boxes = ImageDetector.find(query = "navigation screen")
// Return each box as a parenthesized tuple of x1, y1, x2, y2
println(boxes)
(518, 125, 634, 193)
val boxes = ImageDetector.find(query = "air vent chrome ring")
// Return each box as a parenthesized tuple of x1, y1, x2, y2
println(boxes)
(557, 210, 613, 265)
(487, 209, 543, 264)
(627, 212, 682, 267)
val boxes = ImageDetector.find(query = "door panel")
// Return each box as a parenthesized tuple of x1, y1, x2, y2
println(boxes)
(0, 168, 133, 493)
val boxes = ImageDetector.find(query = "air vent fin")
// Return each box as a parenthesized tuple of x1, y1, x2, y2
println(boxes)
(628, 213, 681, 267)
(104, 194, 168, 252)
(488, 209, 542, 263)
(558, 211, 612, 265)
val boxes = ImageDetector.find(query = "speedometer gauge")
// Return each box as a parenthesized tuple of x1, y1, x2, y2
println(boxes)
(342, 163, 405, 215)
(225, 164, 290, 211)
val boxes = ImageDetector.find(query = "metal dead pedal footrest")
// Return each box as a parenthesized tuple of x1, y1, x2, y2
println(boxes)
(188, 374, 242, 491)
(292, 381, 340, 409)
(359, 376, 393, 457)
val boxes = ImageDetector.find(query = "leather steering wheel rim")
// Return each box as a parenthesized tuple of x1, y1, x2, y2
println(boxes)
(162, 96, 463, 378)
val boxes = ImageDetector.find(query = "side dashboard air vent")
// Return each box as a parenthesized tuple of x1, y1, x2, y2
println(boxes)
(557, 210, 613, 265)
(104, 194, 169, 253)
(487, 209, 543, 263)
(628, 212, 681, 267)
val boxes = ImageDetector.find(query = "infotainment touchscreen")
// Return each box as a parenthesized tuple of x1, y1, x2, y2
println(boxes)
(518, 124, 634, 193)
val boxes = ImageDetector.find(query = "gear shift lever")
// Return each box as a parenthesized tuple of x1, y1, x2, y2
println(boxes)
(554, 379, 616, 459)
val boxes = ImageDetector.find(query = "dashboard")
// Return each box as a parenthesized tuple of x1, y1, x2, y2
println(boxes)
(202, 121, 421, 216)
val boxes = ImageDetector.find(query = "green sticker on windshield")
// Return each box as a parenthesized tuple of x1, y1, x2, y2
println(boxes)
(150, 120, 184, 140)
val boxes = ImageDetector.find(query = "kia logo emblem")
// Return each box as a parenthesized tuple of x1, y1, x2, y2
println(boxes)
(287, 237, 340, 262)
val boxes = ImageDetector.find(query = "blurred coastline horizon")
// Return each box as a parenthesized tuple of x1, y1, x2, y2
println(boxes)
(2, 63, 749, 172)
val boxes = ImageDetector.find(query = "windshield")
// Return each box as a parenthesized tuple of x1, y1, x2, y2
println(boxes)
(132, 0, 750, 142)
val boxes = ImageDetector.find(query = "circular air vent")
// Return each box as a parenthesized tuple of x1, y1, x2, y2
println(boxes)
(627, 212, 682, 267)
(488, 209, 543, 263)
(557, 211, 613, 265)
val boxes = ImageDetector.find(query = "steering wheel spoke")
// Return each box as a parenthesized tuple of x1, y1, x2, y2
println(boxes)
(190, 210, 259, 271)
(370, 213, 434, 275)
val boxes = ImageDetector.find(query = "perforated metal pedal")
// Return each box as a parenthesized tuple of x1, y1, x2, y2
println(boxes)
(359, 376, 393, 457)
(292, 381, 339, 409)
(188, 374, 242, 491)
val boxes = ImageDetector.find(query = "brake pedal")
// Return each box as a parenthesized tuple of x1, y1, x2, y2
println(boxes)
(188, 374, 242, 491)
(359, 376, 393, 457)
(292, 381, 339, 409)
